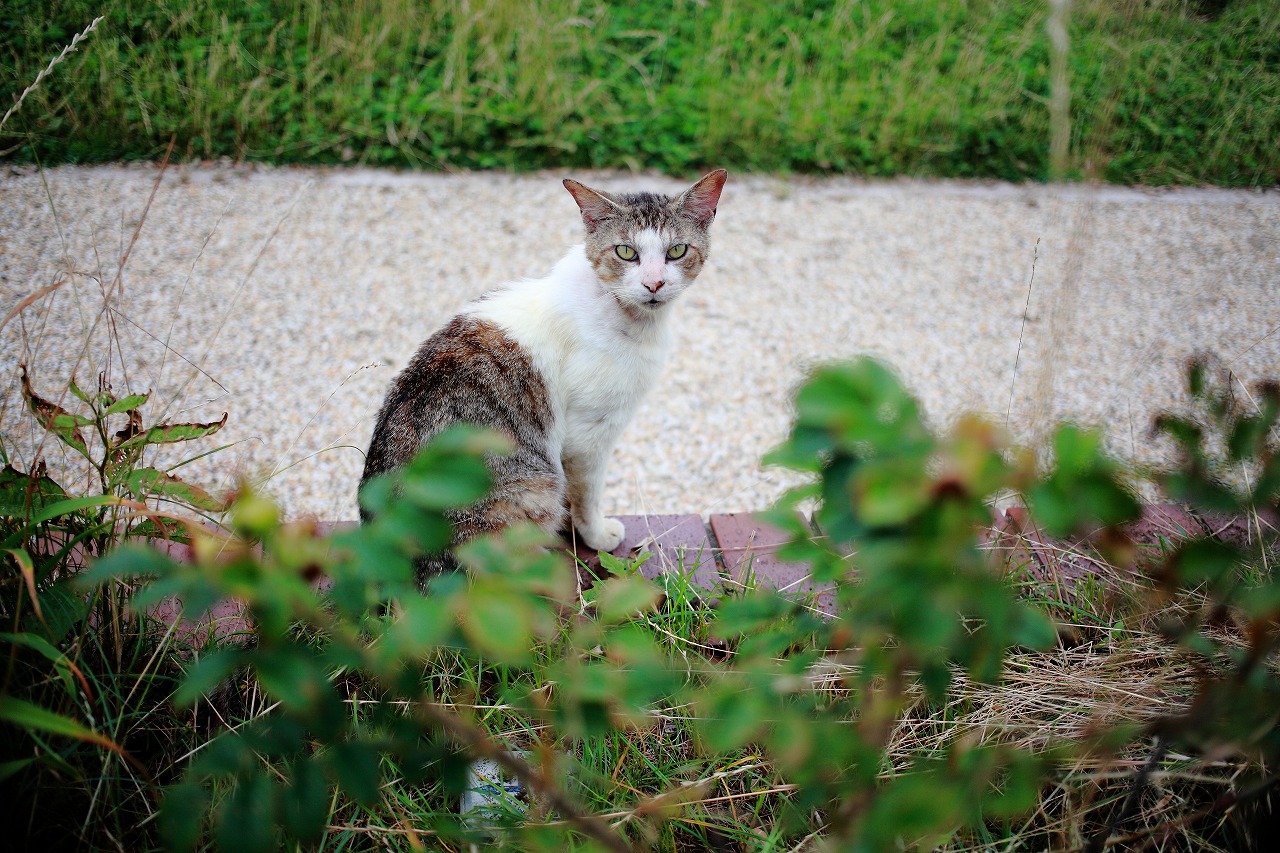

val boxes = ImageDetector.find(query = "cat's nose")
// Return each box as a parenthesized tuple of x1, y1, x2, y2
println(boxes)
(643, 280, 665, 293)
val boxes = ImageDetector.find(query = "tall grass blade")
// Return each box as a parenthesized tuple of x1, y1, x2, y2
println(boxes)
(0, 15, 104, 133)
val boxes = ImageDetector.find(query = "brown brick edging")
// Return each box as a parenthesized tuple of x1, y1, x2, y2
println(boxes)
(113, 505, 1275, 646)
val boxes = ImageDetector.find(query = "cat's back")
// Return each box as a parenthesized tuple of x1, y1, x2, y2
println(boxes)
(359, 310, 556, 489)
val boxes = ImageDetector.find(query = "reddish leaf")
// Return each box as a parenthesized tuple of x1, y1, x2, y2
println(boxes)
(125, 467, 230, 512)
(116, 413, 228, 450)
(19, 365, 90, 458)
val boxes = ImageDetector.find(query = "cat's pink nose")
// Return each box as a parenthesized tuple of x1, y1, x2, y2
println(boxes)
(643, 280, 665, 293)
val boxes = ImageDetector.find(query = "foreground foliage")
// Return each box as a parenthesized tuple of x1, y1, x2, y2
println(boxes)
(3, 355, 1277, 851)
(0, 369, 229, 847)
(3, 0, 1278, 185)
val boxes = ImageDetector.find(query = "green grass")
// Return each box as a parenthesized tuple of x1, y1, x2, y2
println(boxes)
(2, 0, 1277, 185)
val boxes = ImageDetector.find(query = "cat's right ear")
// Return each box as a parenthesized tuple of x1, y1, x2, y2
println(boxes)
(676, 169, 727, 227)
(563, 179, 625, 231)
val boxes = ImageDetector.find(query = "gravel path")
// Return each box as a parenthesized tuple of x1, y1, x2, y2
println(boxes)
(2, 164, 1277, 521)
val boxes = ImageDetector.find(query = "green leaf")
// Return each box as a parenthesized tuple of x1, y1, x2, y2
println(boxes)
(595, 575, 662, 622)
(174, 648, 244, 707)
(19, 366, 91, 458)
(67, 378, 92, 405)
(231, 490, 280, 538)
(116, 413, 228, 450)
(393, 425, 511, 512)
(2, 626, 85, 698)
(399, 456, 492, 510)
(712, 590, 791, 638)
(0, 631, 69, 669)
(126, 516, 190, 543)
(985, 750, 1045, 818)
(1174, 538, 1242, 588)
(1028, 425, 1140, 536)
(125, 467, 229, 512)
(701, 681, 765, 752)
(191, 732, 255, 778)
(0, 757, 35, 782)
(0, 695, 114, 749)
(1238, 581, 1280, 620)
(425, 423, 514, 459)
(460, 581, 535, 664)
(280, 758, 329, 843)
(21, 493, 123, 529)
(0, 463, 68, 518)
(764, 707, 817, 771)
(326, 741, 381, 807)
(1187, 357, 1207, 399)
(26, 579, 90, 643)
(1010, 606, 1058, 650)
(215, 774, 277, 853)
(356, 472, 396, 516)
(79, 544, 176, 586)
(861, 766, 967, 849)
(920, 661, 953, 700)
(159, 781, 210, 853)
(853, 456, 933, 525)
(254, 648, 329, 713)
(105, 391, 150, 416)
(597, 549, 649, 576)
(794, 359, 929, 450)
(388, 595, 453, 657)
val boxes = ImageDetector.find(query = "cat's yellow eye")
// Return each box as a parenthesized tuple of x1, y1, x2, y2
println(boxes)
(615, 244, 638, 261)
(666, 243, 688, 260)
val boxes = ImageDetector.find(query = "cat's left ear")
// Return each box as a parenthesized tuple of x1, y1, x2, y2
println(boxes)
(676, 169, 728, 226)
(563, 179, 626, 231)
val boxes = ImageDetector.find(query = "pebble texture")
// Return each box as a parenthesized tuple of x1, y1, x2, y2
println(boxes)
(1, 165, 1277, 520)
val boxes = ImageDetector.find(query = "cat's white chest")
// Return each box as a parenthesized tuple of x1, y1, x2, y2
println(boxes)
(560, 322, 667, 439)
(466, 247, 671, 458)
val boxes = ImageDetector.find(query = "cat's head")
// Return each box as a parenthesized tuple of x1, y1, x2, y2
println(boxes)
(563, 170, 727, 316)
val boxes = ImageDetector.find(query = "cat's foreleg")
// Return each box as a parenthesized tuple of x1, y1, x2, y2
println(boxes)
(563, 448, 625, 552)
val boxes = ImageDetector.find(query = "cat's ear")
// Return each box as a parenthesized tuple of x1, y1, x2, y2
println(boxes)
(563, 179, 626, 230)
(675, 169, 727, 226)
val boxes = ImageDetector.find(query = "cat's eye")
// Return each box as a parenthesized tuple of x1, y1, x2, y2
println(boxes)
(615, 244, 638, 261)
(666, 244, 688, 260)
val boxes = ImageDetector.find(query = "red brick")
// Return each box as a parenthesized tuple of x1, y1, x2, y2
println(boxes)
(709, 512, 834, 617)
(562, 514, 721, 592)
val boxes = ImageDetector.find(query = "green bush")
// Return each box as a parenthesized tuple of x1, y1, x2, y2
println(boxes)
(1, 366, 230, 850)
(8, 355, 1277, 850)
(2, 0, 1277, 185)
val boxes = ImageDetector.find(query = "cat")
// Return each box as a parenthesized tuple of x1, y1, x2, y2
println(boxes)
(359, 169, 727, 583)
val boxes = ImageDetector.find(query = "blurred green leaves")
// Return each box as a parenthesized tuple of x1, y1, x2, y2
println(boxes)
(1027, 425, 1142, 537)
(16, 354, 1279, 851)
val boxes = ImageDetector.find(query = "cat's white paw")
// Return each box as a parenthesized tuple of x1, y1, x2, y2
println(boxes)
(579, 516, 625, 552)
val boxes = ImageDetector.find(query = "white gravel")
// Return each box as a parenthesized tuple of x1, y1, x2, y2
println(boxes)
(2, 164, 1277, 520)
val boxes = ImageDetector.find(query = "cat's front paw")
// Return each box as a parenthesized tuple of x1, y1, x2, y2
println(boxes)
(578, 516, 626, 553)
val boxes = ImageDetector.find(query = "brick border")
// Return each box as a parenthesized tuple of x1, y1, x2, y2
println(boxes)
(90, 505, 1275, 643)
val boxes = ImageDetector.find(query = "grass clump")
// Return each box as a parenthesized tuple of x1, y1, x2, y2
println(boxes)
(2, 0, 1277, 185)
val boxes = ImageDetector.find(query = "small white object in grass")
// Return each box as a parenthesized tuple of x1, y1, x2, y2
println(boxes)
(460, 755, 528, 823)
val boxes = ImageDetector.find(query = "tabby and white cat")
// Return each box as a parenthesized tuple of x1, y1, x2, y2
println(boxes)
(360, 170, 727, 581)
